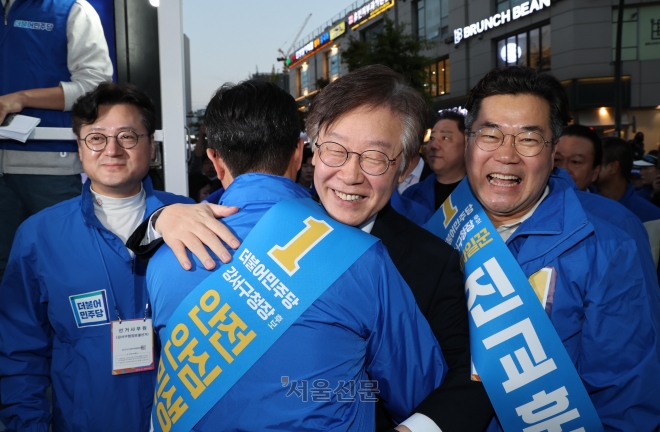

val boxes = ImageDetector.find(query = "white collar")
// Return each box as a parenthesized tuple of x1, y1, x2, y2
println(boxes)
(496, 186, 550, 242)
(359, 214, 378, 234)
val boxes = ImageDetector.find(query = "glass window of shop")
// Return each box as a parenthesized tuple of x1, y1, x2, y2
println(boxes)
(330, 49, 340, 80)
(496, 24, 551, 70)
(418, 0, 449, 40)
(496, 0, 528, 14)
(424, 57, 450, 97)
(362, 19, 385, 43)
(612, 5, 660, 61)
(301, 66, 309, 95)
(324, 48, 341, 82)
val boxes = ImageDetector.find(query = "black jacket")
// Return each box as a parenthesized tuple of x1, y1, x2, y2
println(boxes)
(372, 204, 494, 432)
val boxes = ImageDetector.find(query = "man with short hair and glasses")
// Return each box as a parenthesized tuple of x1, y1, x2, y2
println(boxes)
(0, 83, 198, 432)
(462, 66, 660, 430)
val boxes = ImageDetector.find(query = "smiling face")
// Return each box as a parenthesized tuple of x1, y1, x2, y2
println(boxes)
(554, 135, 600, 191)
(465, 94, 556, 227)
(78, 104, 154, 198)
(426, 119, 466, 182)
(313, 105, 406, 227)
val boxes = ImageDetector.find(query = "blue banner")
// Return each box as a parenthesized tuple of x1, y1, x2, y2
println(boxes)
(424, 179, 603, 431)
(152, 198, 378, 432)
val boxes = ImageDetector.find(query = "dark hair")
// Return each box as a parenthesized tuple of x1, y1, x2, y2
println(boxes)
(72, 83, 156, 136)
(204, 80, 300, 176)
(465, 66, 572, 142)
(188, 173, 211, 203)
(560, 124, 602, 168)
(436, 109, 466, 133)
(306, 65, 427, 172)
(302, 146, 313, 163)
(602, 137, 633, 180)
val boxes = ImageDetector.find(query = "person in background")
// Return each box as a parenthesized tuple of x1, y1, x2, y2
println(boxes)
(0, 83, 196, 432)
(296, 146, 314, 189)
(188, 172, 212, 203)
(554, 124, 601, 191)
(631, 167, 644, 190)
(630, 131, 645, 160)
(594, 137, 660, 265)
(634, 154, 660, 202)
(403, 110, 467, 222)
(0, 0, 113, 283)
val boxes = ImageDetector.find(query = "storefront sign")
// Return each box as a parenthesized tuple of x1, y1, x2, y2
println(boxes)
(330, 21, 346, 40)
(454, 0, 551, 45)
(348, 0, 395, 30)
(287, 22, 346, 68)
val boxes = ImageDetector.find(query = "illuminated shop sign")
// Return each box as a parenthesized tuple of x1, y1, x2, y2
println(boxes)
(347, 0, 394, 30)
(330, 21, 346, 40)
(287, 22, 346, 67)
(453, 0, 551, 45)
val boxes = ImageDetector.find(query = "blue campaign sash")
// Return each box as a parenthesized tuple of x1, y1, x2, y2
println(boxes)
(152, 198, 378, 432)
(424, 179, 603, 432)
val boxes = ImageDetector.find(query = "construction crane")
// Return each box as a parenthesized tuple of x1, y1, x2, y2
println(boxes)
(277, 13, 312, 72)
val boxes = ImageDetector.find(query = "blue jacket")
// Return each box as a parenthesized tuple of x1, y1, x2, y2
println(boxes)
(389, 189, 432, 226)
(620, 183, 660, 223)
(402, 171, 436, 221)
(0, 177, 192, 432)
(506, 173, 660, 430)
(0, 0, 77, 153)
(147, 173, 447, 431)
(635, 184, 653, 202)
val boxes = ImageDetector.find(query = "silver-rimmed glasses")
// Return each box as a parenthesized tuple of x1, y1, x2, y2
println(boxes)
(79, 131, 147, 152)
(468, 127, 551, 157)
(315, 141, 402, 176)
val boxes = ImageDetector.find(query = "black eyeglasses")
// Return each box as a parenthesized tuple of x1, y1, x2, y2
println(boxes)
(314, 142, 403, 176)
(468, 127, 551, 157)
(79, 131, 147, 152)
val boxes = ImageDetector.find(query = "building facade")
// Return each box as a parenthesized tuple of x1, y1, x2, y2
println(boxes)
(287, 0, 660, 149)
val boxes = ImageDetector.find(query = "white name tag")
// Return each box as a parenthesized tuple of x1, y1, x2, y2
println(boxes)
(69, 290, 110, 327)
(111, 318, 155, 375)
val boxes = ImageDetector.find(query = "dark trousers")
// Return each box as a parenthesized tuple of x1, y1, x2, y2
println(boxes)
(0, 173, 82, 282)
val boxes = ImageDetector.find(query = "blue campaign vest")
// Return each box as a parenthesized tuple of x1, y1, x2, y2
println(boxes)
(152, 198, 378, 432)
(424, 179, 603, 432)
(0, 0, 77, 152)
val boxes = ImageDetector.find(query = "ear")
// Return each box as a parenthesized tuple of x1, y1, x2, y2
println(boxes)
(284, 138, 305, 181)
(149, 135, 156, 160)
(590, 165, 601, 184)
(77, 139, 84, 162)
(312, 143, 319, 167)
(398, 153, 417, 183)
(207, 147, 234, 189)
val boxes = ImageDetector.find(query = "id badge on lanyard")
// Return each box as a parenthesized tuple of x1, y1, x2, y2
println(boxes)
(111, 318, 155, 375)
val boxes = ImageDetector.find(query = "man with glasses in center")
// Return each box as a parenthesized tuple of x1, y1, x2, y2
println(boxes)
(0, 83, 195, 432)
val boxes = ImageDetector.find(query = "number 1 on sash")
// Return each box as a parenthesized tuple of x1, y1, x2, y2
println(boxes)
(268, 217, 333, 276)
(442, 196, 458, 228)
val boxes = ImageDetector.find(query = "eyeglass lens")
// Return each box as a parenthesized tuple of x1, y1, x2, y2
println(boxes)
(84, 131, 139, 151)
(318, 142, 392, 176)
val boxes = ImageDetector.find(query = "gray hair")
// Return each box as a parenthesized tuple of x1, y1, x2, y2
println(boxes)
(306, 65, 427, 172)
